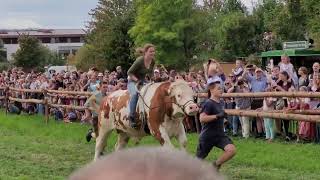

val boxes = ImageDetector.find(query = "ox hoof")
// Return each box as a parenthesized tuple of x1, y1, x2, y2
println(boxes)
(86, 128, 93, 142)
(129, 118, 138, 129)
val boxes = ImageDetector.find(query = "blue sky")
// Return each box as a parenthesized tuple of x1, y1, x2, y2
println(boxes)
(0, 0, 256, 29)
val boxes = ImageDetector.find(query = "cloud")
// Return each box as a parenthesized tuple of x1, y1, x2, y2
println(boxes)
(0, 0, 98, 29)
(0, 18, 43, 29)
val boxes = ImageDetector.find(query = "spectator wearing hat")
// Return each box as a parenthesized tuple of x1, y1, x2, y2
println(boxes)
(242, 66, 267, 138)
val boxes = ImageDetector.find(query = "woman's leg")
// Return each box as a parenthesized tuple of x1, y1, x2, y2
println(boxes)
(232, 116, 239, 135)
(264, 118, 270, 139)
(283, 120, 290, 136)
(270, 119, 275, 140)
(127, 81, 138, 127)
(241, 116, 250, 138)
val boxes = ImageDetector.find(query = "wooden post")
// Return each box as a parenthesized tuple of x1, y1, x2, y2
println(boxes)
(43, 90, 49, 124)
(5, 87, 9, 115)
(44, 98, 49, 124)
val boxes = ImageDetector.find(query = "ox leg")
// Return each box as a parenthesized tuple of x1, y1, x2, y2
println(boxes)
(94, 124, 113, 161)
(177, 122, 187, 150)
(159, 126, 174, 148)
(114, 132, 130, 151)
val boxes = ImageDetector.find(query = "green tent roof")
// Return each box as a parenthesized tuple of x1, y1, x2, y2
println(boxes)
(260, 49, 320, 57)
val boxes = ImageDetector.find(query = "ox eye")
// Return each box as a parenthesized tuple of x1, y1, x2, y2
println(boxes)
(177, 95, 181, 98)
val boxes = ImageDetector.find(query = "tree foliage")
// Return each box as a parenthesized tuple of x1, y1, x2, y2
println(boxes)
(86, 0, 135, 71)
(77, 0, 318, 69)
(74, 44, 107, 71)
(13, 35, 64, 71)
(129, 0, 204, 69)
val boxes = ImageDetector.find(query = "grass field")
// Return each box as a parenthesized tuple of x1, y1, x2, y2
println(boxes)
(1, 112, 320, 180)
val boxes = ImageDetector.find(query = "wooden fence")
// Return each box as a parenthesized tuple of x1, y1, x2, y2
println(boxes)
(1, 87, 320, 124)
(1, 87, 93, 123)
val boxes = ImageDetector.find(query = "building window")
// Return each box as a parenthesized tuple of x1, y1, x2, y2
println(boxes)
(2, 38, 10, 44)
(2, 38, 18, 44)
(58, 37, 68, 43)
(70, 37, 81, 43)
(40, 37, 51, 43)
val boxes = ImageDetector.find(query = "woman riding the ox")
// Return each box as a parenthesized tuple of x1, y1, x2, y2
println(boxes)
(127, 44, 156, 128)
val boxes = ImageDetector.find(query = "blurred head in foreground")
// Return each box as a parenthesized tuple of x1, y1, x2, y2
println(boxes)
(69, 147, 224, 180)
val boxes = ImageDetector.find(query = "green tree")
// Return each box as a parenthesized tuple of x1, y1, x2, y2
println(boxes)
(13, 35, 44, 69)
(302, 0, 320, 49)
(223, 0, 246, 13)
(13, 35, 64, 71)
(87, 0, 135, 71)
(261, 0, 306, 41)
(208, 12, 260, 61)
(129, 0, 203, 69)
(74, 44, 106, 71)
(38, 47, 65, 69)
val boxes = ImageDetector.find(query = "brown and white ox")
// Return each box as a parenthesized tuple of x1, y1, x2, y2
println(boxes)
(94, 80, 199, 160)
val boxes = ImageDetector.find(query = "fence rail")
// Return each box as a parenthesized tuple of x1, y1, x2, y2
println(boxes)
(1, 86, 320, 124)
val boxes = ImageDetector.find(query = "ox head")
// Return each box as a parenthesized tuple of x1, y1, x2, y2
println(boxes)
(168, 80, 199, 116)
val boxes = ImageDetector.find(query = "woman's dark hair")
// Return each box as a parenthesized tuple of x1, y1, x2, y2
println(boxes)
(207, 82, 220, 98)
(280, 71, 290, 80)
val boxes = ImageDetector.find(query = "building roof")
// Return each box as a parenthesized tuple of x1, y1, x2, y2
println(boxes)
(260, 49, 320, 57)
(0, 29, 86, 38)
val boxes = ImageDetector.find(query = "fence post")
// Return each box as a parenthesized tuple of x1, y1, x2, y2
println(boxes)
(43, 90, 49, 124)
(5, 87, 9, 115)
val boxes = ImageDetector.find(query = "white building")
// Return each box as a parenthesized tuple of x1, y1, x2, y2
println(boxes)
(0, 29, 86, 61)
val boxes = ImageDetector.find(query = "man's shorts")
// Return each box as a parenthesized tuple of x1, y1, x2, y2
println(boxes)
(196, 135, 233, 159)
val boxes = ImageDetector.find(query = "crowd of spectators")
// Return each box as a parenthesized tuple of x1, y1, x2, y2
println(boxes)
(1, 55, 320, 143)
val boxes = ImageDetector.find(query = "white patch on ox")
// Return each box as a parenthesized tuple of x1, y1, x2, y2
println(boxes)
(159, 124, 174, 148)
(138, 82, 164, 113)
(163, 115, 187, 150)
(111, 90, 127, 98)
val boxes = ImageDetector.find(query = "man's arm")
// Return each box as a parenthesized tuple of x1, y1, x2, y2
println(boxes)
(199, 112, 218, 123)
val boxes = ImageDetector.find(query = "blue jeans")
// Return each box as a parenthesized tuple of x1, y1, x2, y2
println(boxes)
(264, 118, 274, 139)
(233, 116, 240, 135)
(37, 104, 44, 115)
(128, 80, 139, 118)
